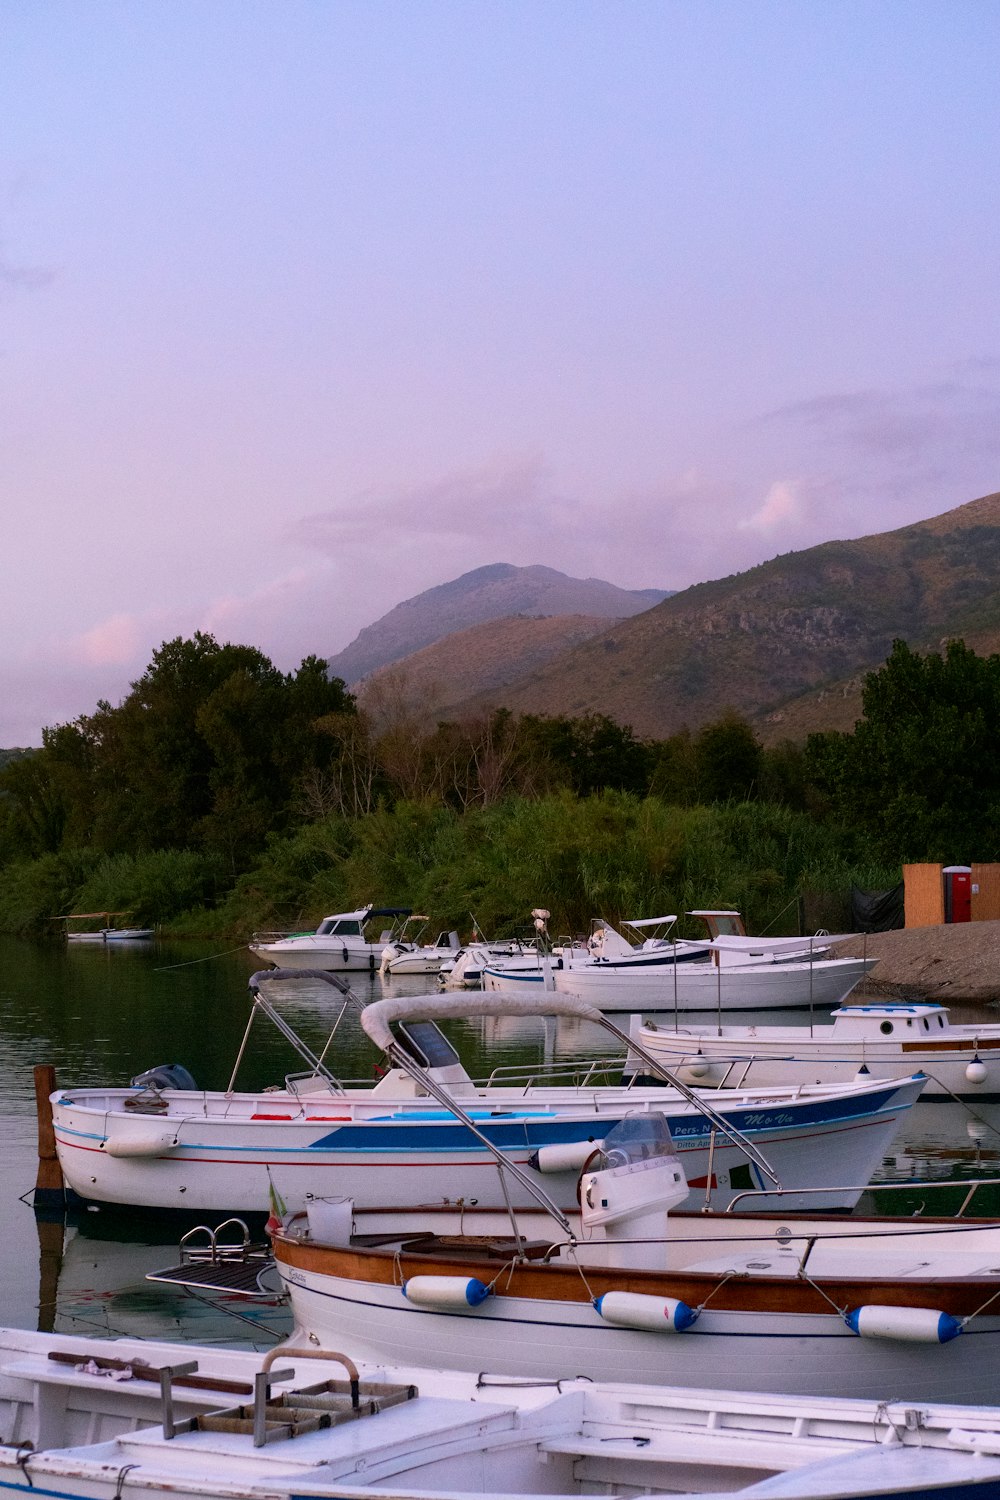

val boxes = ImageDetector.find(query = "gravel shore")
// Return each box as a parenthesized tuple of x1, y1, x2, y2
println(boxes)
(831, 921, 1000, 1006)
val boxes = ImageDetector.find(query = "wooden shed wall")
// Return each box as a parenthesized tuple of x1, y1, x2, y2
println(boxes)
(904, 863, 1000, 925)
(972, 864, 1000, 922)
(903, 864, 944, 928)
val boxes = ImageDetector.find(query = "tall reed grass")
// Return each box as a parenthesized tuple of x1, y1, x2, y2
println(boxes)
(0, 792, 900, 938)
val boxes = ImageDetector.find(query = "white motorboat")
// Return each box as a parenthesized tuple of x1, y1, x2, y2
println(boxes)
(49, 982, 923, 1217)
(484, 949, 876, 1011)
(380, 921, 461, 975)
(438, 938, 549, 987)
(6, 1326, 1000, 1500)
(250, 906, 411, 972)
(628, 1002, 1000, 1098)
(438, 907, 559, 986)
(274, 1085, 1000, 1406)
(482, 910, 876, 1012)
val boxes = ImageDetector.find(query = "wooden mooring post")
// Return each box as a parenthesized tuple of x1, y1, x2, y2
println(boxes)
(33, 1064, 65, 1208)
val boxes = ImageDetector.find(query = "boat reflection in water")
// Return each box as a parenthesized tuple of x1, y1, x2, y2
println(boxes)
(34, 1211, 290, 1348)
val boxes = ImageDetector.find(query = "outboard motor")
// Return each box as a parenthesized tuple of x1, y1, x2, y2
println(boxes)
(579, 1113, 689, 1269)
(130, 1063, 198, 1091)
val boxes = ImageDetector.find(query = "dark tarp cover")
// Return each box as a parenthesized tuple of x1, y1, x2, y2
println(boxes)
(851, 883, 904, 933)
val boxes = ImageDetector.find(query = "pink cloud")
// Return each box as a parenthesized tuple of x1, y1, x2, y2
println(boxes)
(739, 480, 803, 533)
(73, 613, 144, 668)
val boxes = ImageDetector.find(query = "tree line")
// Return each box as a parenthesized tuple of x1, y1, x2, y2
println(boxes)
(1, 631, 998, 933)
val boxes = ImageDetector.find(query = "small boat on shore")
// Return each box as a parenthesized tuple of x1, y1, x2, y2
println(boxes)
(56, 912, 155, 942)
(6, 1326, 1000, 1500)
(629, 1002, 1000, 1098)
(49, 982, 923, 1217)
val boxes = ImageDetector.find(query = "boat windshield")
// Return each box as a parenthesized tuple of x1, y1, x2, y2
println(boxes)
(600, 1112, 676, 1168)
(316, 919, 362, 937)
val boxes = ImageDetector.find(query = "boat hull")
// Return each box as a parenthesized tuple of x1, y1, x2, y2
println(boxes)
(631, 1020, 1000, 1098)
(275, 1227, 1000, 1405)
(382, 951, 451, 974)
(549, 956, 875, 1011)
(51, 1076, 922, 1217)
(248, 940, 384, 971)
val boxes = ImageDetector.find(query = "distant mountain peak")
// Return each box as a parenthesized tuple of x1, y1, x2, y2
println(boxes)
(326, 564, 670, 684)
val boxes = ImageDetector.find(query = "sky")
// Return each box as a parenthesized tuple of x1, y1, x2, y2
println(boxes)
(2, 1, 999, 745)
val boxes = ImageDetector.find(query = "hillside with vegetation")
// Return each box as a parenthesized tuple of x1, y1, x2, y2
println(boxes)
(358, 613, 615, 716)
(427, 491, 1000, 738)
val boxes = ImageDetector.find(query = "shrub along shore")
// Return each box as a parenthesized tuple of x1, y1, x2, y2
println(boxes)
(0, 791, 898, 943)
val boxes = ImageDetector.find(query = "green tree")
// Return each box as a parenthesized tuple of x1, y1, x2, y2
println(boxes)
(806, 638, 1000, 860)
(0, 634, 358, 872)
(693, 713, 762, 803)
(517, 714, 652, 797)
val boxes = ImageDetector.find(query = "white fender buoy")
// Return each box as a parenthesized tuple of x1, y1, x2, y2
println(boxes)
(845, 1305, 962, 1343)
(594, 1290, 698, 1333)
(966, 1057, 988, 1085)
(102, 1132, 178, 1157)
(528, 1139, 601, 1173)
(681, 1056, 709, 1080)
(402, 1276, 490, 1310)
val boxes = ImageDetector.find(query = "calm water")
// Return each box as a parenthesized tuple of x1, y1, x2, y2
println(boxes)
(1, 934, 998, 1350)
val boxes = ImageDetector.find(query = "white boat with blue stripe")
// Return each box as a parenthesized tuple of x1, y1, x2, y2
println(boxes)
(50, 981, 923, 1220)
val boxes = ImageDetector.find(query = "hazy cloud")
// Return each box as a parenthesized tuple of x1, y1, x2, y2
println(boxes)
(73, 613, 144, 668)
(0, 245, 55, 291)
(294, 455, 575, 553)
(762, 370, 1000, 469)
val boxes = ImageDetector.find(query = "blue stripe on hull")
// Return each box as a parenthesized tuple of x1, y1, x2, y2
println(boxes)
(56, 1085, 908, 1157)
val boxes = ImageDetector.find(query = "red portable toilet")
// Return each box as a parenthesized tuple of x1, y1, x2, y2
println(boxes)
(943, 865, 972, 923)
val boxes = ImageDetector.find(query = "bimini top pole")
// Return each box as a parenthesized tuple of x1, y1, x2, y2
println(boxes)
(359, 992, 779, 1187)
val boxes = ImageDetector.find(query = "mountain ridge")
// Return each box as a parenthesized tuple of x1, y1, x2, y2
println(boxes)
(366, 490, 1000, 741)
(456, 489, 1000, 739)
(326, 564, 670, 683)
